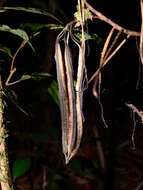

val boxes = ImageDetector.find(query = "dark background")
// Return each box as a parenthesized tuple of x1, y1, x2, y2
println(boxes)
(0, 0, 143, 190)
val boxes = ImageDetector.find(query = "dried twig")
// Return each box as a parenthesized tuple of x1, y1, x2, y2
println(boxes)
(93, 27, 114, 98)
(92, 29, 126, 128)
(102, 35, 130, 66)
(92, 28, 117, 128)
(103, 30, 122, 62)
(131, 109, 136, 150)
(126, 103, 143, 150)
(5, 40, 25, 86)
(89, 34, 130, 84)
(126, 103, 143, 123)
(85, 1, 140, 37)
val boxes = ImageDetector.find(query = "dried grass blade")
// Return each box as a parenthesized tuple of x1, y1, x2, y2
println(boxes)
(93, 28, 114, 98)
(89, 35, 130, 84)
(100, 27, 114, 64)
(67, 0, 86, 162)
(69, 45, 85, 162)
(103, 35, 130, 66)
(54, 38, 69, 157)
(66, 0, 86, 162)
(64, 35, 76, 160)
(103, 30, 122, 63)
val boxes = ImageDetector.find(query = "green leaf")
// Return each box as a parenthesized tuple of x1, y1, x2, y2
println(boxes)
(47, 24, 64, 31)
(20, 23, 64, 34)
(28, 42, 36, 53)
(31, 72, 52, 80)
(74, 31, 103, 44)
(0, 25, 29, 44)
(0, 45, 12, 57)
(20, 72, 52, 82)
(74, 32, 93, 42)
(20, 23, 48, 33)
(20, 75, 32, 81)
(12, 157, 31, 181)
(74, 5, 93, 22)
(92, 34, 103, 45)
(0, 25, 36, 53)
(0, 7, 62, 24)
(48, 81, 59, 107)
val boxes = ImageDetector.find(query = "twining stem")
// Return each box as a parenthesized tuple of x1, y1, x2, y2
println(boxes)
(0, 74, 11, 190)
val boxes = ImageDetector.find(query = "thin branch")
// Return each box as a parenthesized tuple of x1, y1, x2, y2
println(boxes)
(103, 34, 130, 66)
(10, 40, 25, 71)
(89, 35, 130, 84)
(131, 109, 136, 150)
(126, 104, 143, 150)
(5, 68, 16, 86)
(98, 27, 114, 97)
(126, 103, 143, 124)
(103, 30, 122, 62)
(5, 77, 23, 87)
(5, 40, 25, 86)
(85, 1, 140, 37)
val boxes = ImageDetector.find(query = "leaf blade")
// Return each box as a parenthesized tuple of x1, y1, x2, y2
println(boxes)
(0, 25, 29, 44)
(12, 157, 31, 181)
(0, 7, 62, 24)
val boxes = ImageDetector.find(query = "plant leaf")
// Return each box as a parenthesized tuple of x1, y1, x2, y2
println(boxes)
(0, 25, 36, 53)
(20, 23, 63, 34)
(0, 45, 12, 57)
(20, 75, 32, 81)
(74, 31, 103, 44)
(74, 5, 93, 22)
(31, 72, 52, 80)
(20, 72, 52, 82)
(0, 7, 62, 24)
(12, 157, 31, 181)
(48, 81, 59, 107)
(0, 25, 29, 44)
